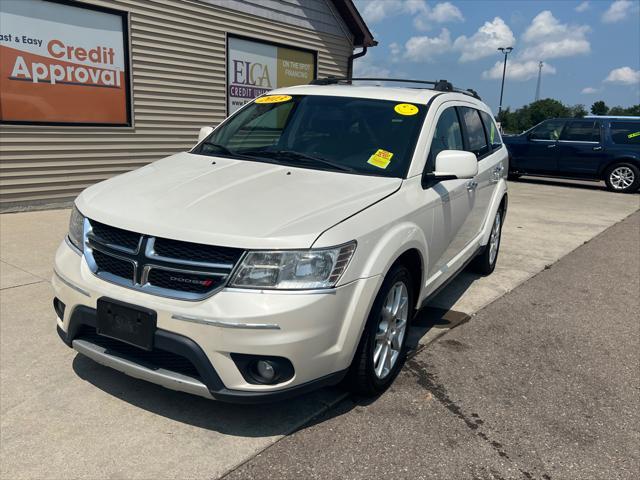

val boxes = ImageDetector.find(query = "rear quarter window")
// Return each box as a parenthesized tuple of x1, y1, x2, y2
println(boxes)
(610, 122, 640, 145)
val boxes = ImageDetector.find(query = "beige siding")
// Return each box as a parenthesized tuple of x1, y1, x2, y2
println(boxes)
(0, 0, 353, 208)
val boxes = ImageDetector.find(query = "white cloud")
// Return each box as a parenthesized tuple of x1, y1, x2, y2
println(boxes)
(360, 0, 403, 23)
(581, 87, 598, 94)
(359, 0, 463, 29)
(429, 2, 464, 23)
(404, 29, 452, 62)
(520, 11, 590, 60)
(353, 54, 392, 79)
(482, 60, 556, 81)
(453, 17, 515, 62)
(604, 66, 640, 85)
(575, 1, 590, 12)
(602, 0, 635, 23)
(389, 42, 402, 57)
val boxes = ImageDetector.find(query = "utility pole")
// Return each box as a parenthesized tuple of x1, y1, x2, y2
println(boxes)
(535, 61, 543, 102)
(497, 47, 513, 117)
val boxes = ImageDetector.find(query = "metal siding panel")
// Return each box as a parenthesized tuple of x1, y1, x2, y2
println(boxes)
(0, 0, 352, 207)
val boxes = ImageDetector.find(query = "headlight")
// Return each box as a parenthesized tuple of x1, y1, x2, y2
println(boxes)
(68, 205, 85, 251)
(230, 242, 356, 290)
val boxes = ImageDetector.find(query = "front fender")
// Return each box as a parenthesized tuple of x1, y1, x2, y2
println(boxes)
(314, 214, 429, 288)
(357, 222, 428, 282)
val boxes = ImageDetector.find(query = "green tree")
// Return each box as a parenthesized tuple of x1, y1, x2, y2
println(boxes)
(569, 104, 588, 118)
(590, 101, 609, 115)
(609, 104, 640, 116)
(625, 104, 640, 115)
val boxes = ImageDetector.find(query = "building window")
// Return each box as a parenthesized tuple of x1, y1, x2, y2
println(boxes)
(227, 35, 317, 115)
(0, 0, 131, 126)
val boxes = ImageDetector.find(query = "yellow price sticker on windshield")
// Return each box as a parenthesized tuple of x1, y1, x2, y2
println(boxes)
(394, 103, 419, 116)
(368, 149, 394, 169)
(628, 131, 640, 139)
(255, 95, 292, 104)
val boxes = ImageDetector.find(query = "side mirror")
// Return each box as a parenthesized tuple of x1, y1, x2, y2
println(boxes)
(433, 150, 478, 180)
(197, 126, 214, 143)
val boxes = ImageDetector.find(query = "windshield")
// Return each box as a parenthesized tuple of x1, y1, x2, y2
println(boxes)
(192, 95, 427, 178)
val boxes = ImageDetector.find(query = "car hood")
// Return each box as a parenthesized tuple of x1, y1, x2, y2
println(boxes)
(77, 152, 401, 249)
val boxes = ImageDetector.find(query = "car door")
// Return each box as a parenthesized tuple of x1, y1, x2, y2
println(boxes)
(458, 107, 500, 240)
(556, 119, 604, 176)
(421, 104, 476, 276)
(517, 119, 566, 173)
(478, 109, 506, 225)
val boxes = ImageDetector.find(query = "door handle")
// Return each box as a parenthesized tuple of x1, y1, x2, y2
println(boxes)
(493, 164, 504, 173)
(593, 146, 603, 151)
(547, 144, 557, 148)
(466, 180, 478, 191)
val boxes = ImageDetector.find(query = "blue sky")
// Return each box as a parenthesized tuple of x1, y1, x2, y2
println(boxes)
(353, 0, 640, 113)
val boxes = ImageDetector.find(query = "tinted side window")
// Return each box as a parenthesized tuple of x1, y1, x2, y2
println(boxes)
(459, 107, 489, 157)
(560, 121, 600, 142)
(610, 121, 640, 145)
(529, 120, 566, 140)
(480, 111, 502, 150)
(427, 107, 464, 171)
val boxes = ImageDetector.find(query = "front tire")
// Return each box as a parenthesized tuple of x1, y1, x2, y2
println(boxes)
(604, 162, 640, 193)
(470, 206, 504, 275)
(345, 264, 414, 396)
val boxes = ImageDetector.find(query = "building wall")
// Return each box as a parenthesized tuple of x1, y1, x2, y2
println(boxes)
(0, 0, 354, 208)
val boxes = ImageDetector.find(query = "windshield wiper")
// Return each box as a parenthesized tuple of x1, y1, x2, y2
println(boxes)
(239, 149, 357, 173)
(198, 142, 280, 163)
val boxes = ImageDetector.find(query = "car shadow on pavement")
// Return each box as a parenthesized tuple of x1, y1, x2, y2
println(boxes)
(72, 354, 351, 437)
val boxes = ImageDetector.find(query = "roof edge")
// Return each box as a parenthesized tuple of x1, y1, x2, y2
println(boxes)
(329, 0, 377, 47)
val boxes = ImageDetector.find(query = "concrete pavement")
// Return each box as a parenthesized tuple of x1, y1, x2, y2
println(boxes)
(226, 211, 640, 480)
(0, 180, 638, 479)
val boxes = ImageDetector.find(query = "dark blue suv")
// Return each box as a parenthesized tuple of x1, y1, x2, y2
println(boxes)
(504, 116, 640, 193)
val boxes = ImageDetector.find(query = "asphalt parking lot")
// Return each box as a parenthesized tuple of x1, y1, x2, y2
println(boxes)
(1, 179, 638, 479)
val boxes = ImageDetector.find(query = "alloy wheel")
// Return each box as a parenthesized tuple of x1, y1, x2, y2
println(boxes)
(489, 210, 502, 266)
(609, 166, 635, 190)
(373, 281, 409, 379)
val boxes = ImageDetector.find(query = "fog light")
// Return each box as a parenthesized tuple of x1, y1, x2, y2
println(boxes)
(255, 360, 276, 382)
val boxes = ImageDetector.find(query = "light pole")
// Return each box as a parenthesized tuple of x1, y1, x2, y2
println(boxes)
(497, 47, 513, 118)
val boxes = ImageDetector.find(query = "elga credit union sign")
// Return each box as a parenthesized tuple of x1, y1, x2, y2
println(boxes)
(0, 0, 130, 125)
(227, 36, 316, 114)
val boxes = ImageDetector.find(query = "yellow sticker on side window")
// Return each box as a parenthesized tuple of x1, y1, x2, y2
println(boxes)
(628, 131, 640, 139)
(368, 149, 394, 169)
(255, 95, 292, 104)
(394, 103, 419, 116)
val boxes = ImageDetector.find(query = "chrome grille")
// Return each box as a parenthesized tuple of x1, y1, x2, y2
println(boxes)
(84, 219, 244, 300)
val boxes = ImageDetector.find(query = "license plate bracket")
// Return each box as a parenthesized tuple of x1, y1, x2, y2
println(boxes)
(96, 298, 157, 351)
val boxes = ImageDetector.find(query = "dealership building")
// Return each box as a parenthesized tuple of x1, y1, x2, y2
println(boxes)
(0, 0, 375, 209)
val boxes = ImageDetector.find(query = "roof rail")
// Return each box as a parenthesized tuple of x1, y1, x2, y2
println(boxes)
(309, 76, 481, 100)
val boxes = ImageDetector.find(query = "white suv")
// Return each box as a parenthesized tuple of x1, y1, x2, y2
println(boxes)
(53, 80, 508, 402)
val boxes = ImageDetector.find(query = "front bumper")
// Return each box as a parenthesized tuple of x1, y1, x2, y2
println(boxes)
(53, 240, 381, 402)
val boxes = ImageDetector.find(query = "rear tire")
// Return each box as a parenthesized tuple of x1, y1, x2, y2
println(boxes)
(470, 206, 504, 276)
(604, 162, 640, 193)
(345, 264, 414, 396)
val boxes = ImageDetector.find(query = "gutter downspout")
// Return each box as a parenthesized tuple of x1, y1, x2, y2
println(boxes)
(347, 45, 371, 81)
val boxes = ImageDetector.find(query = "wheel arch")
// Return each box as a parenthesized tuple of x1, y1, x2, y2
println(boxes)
(388, 248, 423, 311)
(599, 156, 640, 179)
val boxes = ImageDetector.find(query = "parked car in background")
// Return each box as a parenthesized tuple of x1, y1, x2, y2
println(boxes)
(504, 116, 640, 193)
(52, 79, 508, 402)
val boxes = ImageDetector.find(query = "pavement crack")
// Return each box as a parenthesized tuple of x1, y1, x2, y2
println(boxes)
(405, 357, 552, 480)
(0, 259, 49, 282)
(0, 279, 47, 291)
